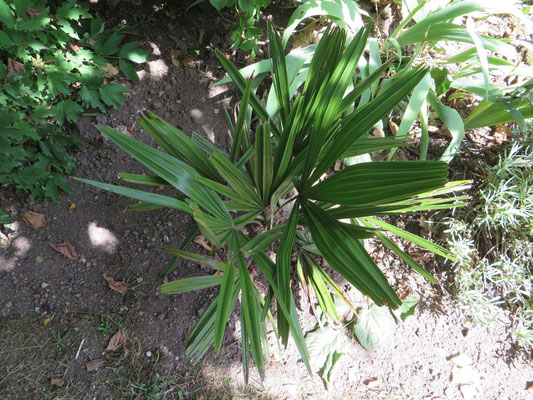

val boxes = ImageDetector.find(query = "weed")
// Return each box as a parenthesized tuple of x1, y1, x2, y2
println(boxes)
(97, 315, 124, 338)
(53, 329, 72, 356)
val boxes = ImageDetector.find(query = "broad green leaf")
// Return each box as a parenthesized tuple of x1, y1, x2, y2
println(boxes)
(301, 200, 400, 308)
(427, 91, 464, 163)
(360, 218, 436, 283)
(310, 68, 428, 183)
(214, 256, 236, 351)
(74, 178, 192, 213)
(119, 59, 139, 83)
(304, 161, 448, 206)
(389, 75, 431, 159)
(354, 304, 394, 350)
(119, 41, 149, 63)
(464, 99, 533, 130)
(119, 173, 169, 186)
(99, 83, 129, 108)
(159, 275, 224, 294)
(363, 216, 454, 260)
(276, 205, 299, 345)
(96, 126, 230, 222)
(250, 252, 311, 374)
(162, 248, 226, 271)
(210, 152, 261, 206)
(306, 326, 348, 387)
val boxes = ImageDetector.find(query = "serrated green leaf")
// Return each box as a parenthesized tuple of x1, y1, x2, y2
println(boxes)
(119, 59, 139, 83)
(99, 83, 129, 108)
(79, 86, 106, 112)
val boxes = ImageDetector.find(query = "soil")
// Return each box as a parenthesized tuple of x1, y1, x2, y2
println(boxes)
(1, 1, 532, 400)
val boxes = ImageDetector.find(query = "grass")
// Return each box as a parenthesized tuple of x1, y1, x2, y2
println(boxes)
(445, 130, 533, 349)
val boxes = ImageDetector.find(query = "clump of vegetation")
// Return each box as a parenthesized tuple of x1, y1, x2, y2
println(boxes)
(0, 0, 147, 201)
(446, 129, 533, 349)
(79, 23, 467, 380)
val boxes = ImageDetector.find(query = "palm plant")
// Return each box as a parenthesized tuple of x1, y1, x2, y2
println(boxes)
(78, 24, 467, 380)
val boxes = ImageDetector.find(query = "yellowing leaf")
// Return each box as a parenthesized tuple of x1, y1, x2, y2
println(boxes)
(68, 203, 76, 213)
(43, 315, 54, 326)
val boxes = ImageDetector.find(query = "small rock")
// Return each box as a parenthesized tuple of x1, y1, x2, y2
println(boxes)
(41, 282, 49, 289)
(136, 277, 143, 283)
(35, 256, 44, 264)
(146, 351, 152, 358)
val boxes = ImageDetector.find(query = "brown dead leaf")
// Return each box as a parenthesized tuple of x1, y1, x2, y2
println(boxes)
(50, 378, 64, 387)
(101, 63, 119, 78)
(106, 329, 127, 352)
(86, 359, 107, 371)
(389, 120, 399, 136)
(23, 210, 46, 230)
(7, 58, 24, 75)
(49, 242, 78, 260)
(168, 49, 181, 59)
(68, 42, 80, 53)
(26, 7, 41, 17)
(103, 273, 128, 295)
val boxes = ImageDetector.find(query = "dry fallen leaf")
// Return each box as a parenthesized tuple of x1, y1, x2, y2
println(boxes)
(23, 210, 46, 230)
(67, 203, 76, 213)
(292, 20, 322, 49)
(7, 58, 24, 75)
(106, 329, 127, 352)
(49, 242, 78, 260)
(103, 273, 128, 295)
(43, 315, 54, 326)
(194, 235, 212, 252)
(389, 120, 399, 136)
(86, 359, 107, 371)
(101, 63, 119, 78)
(26, 7, 41, 17)
(50, 378, 64, 387)
(67, 42, 80, 53)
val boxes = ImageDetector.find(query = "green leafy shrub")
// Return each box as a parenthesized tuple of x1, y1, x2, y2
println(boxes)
(79, 24, 466, 379)
(0, 0, 148, 201)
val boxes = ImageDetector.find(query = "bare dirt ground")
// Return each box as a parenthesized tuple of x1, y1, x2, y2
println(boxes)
(1, 1, 532, 399)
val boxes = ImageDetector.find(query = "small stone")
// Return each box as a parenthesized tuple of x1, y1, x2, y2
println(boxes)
(136, 277, 143, 283)
(41, 282, 49, 289)
(35, 256, 44, 264)
(213, 108, 219, 114)
(146, 351, 152, 358)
